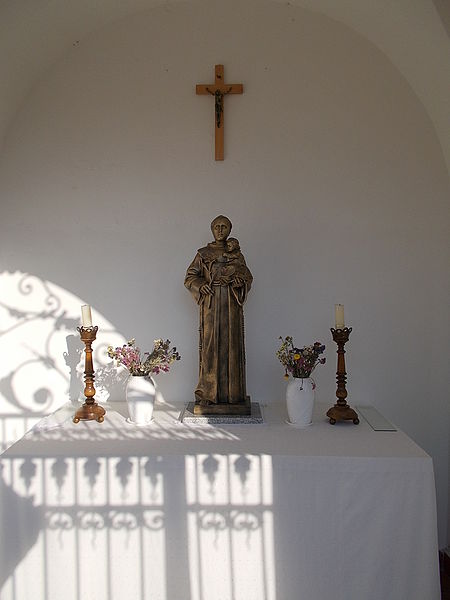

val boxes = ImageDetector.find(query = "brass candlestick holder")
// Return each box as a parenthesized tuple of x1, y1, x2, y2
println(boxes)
(73, 325, 106, 424)
(327, 327, 359, 425)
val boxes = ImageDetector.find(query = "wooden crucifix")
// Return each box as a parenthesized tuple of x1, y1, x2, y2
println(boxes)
(196, 65, 243, 161)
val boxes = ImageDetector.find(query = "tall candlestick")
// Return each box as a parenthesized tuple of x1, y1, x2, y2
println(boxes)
(73, 325, 106, 424)
(326, 327, 359, 425)
(335, 304, 345, 329)
(81, 304, 92, 327)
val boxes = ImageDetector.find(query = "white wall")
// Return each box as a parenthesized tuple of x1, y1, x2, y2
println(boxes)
(0, 0, 448, 547)
(1, 0, 449, 172)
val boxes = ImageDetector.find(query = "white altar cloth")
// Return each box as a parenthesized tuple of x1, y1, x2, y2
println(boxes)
(0, 401, 440, 600)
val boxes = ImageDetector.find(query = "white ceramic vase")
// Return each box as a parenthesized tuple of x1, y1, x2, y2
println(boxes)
(286, 377, 315, 427)
(125, 375, 156, 425)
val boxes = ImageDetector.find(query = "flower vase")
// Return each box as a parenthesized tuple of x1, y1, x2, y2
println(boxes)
(126, 375, 156, 425)
(286, 377, 315, 427)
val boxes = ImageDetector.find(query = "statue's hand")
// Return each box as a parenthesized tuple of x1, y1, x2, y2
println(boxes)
(200, 283, 214, 296)
(232, 277, 244, 288)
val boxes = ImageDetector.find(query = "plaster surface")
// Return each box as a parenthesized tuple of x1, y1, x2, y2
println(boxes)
(0, 0, 448, 547)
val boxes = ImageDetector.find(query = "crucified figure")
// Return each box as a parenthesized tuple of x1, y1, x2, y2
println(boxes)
(206, 87, 232, 128)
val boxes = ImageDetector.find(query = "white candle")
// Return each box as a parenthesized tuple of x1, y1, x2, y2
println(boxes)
(81, 304, 92, 327)
(335, 304, 345, 329)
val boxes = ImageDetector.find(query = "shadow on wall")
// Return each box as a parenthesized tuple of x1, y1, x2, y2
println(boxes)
(0, 431, 275, 600)
(0, 463, 44, 591)
(0, 271, 130, 452)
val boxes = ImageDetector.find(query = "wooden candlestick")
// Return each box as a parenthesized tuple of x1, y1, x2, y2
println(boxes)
(327, 327, 359, 425)
(73, 326, 106, 423)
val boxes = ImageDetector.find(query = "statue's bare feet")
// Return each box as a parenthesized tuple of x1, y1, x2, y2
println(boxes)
(199, 399, 212, 406)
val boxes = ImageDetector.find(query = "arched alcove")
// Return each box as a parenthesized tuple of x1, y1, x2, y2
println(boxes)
(0, 0, 448, 549)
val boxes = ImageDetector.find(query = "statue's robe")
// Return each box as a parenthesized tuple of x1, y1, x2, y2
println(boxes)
(185, 243, 252, 405)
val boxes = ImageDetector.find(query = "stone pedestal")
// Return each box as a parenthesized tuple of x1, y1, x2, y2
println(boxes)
(181, 401, 263, 424)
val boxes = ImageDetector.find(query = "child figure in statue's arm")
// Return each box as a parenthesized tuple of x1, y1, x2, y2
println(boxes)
(220, 237, 246, 281)
(220, 238, 252, 305)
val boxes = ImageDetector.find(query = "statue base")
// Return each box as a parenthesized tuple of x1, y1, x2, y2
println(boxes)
(193, 396, 251, 416)
(182, 401, 263, 424)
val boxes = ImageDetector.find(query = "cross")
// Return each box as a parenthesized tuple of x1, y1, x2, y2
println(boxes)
(196, 64, 243, 161)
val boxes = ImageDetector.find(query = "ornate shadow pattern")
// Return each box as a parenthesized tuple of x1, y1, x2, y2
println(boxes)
(185, 453, 275, 599)
(0, 272, 126, 451)
(0, 271, 276, 599)
(0, 438, 275, 600)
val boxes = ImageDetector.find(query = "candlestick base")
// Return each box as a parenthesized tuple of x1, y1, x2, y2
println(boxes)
(73, 402, 106, 424)
(327, 404, 359, 425)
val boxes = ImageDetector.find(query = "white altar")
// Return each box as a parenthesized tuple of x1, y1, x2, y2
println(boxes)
(0, 401, 441, 600)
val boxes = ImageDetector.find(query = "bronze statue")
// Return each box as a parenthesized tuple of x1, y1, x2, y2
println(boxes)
(185, 216, 253, 415)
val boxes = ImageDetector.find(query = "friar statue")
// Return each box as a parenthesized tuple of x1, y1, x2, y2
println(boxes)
(185, 215, 253, 415)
